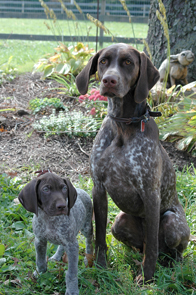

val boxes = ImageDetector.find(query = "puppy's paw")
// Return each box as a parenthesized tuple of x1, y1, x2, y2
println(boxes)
(33, 270, 39, 279)
(49, 254, 62, 262)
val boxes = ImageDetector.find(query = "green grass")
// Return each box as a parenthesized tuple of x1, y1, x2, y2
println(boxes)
(0, 18, 147, 73)
(0, 18, 148, 39)
(0, 39, 57, 73)
(0, 168, 196, 294)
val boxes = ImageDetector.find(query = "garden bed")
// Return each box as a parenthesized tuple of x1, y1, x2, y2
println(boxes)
(0, 72, 195, 183)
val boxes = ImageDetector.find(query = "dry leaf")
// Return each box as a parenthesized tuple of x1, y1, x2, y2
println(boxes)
(132, 259, 142, 266)
(7, 171, 18, 178)
(0, 126, 7, 132)
(62, 252, 68, 263)
(85, 253, 94, 267)
(12, 257, 19, 266)
(4, 279, 21, 286)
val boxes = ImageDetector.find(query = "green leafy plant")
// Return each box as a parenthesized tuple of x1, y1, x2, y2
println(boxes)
(33, 42, 94, 78)
(29, 97, 66, 114)
(158, 97, 196, 156)
(0, 56, 17, 84)
(33, 109, 101, 137)
(50, 73, 80, 97)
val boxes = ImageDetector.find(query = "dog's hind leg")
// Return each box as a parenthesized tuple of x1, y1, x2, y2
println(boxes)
(159, 203, 190, 260)
(111, 211, 144, 252)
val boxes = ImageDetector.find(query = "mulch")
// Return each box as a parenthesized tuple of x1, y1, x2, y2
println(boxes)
(0, 72, 195, 183)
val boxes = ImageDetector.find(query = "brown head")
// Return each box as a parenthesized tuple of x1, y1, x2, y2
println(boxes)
(18, 173, 77, 216)
(76, 43, 160, 104)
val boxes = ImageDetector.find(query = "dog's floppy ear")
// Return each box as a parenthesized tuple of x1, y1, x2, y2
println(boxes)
(76, 49, 104, 95)
(63, 178, 77, 216)
(134, 52, 160, 104)
(18, 179, 40, 216)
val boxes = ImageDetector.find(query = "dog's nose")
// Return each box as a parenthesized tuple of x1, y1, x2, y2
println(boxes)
(102, 75, 117, 88)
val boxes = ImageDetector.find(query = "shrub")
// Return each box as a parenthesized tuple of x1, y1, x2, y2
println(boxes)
(33, 42, 94, 78)
(29, 97, 66, 114)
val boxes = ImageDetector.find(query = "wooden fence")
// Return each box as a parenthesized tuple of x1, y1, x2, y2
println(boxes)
(0, 0, 150, 45)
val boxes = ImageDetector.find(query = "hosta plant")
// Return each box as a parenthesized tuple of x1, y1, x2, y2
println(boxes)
(33, 42, 94, 78)
(158, 96, 196, 155)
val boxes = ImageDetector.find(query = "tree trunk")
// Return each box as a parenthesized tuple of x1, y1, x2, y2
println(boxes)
(144, 0, 196, 82)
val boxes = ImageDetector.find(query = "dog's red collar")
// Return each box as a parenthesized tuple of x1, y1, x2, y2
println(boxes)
(109, 106, 162, 132)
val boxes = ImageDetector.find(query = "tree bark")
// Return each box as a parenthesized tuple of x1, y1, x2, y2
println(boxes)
(144, 0, 196, 82)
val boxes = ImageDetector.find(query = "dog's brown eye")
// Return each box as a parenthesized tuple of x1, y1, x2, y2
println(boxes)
(125, 60, 131, 65)
(101, 59, 106, 64)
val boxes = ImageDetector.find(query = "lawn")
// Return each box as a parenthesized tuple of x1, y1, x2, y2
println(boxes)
(0, 18, 148, 38)
(0, 18, 147, 73)
(0, 169, 196, 294)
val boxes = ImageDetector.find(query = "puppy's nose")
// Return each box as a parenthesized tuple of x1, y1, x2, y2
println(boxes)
(56, 203, 66, 211)
(102, 75, 117, 88)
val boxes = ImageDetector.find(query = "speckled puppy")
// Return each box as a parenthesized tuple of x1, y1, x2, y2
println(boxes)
(19, 172, 93, 295)
(76, 43, 190, 284)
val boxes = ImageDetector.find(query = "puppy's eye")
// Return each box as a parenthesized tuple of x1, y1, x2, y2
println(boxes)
(42, 186, 50, 193)
(62, 185, 67, 192)
(100, 59, 106, 64)
(181, 53, 186, 56)
(125, 60, 131, 65)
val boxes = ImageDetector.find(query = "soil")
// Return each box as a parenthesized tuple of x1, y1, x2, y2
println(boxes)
(0, 72, 195, 183)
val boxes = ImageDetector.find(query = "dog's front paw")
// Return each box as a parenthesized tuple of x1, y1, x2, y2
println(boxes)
(95, 245, 107, 268)
(65, 291, 79, 295)
(135, 273, 154, 286)
(135, 274, 144, 286)
(33, 270, 39, 279)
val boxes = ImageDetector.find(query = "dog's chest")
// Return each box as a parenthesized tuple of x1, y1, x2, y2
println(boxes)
(33, 202, 85, 245)
(92, 135, 161, 215)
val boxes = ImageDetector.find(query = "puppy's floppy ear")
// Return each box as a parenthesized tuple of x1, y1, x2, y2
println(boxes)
(134, 52, 160, 104)
(63, 178, 77, 216)
(75, 49, 104, 95)
(18, 179, 41, 216)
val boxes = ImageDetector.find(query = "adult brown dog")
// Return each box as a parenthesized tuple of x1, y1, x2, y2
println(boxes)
(76, 43, 190, 284)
